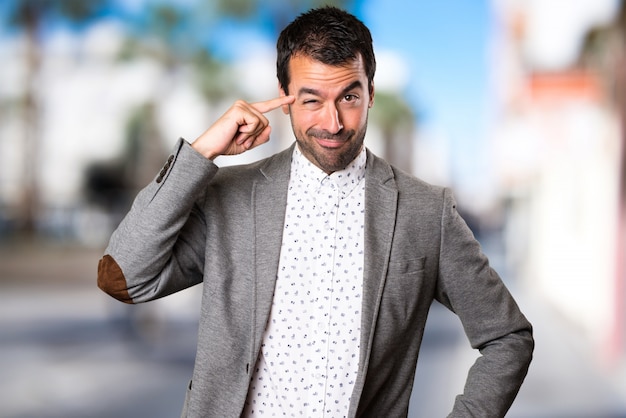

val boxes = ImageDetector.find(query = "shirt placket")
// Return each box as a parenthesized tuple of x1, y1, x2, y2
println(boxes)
(312, 177, 341, 416)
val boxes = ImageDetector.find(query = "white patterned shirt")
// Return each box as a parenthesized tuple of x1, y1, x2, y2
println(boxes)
(243, 145, 367, 417)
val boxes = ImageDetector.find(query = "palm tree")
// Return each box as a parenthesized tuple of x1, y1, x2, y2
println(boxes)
(107, 3, 238, 196)
(370, 91, 417, 173)
(214, 0, 357, 33)
(5, 0, 108, 237)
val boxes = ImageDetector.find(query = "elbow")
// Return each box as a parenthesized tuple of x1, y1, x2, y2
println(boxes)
(517, 327, 535, 370)
(508, 327, 535, 379)
(97, 255, 134, 304)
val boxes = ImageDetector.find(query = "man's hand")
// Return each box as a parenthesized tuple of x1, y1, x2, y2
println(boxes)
(191, 95, 295, 160)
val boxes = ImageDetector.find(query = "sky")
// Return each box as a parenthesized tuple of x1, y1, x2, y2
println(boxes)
(363, 0, 491, 126)
(361, 0, 493, 187)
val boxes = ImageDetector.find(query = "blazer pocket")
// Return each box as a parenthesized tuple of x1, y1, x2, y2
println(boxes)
(387, 256, 426, 275)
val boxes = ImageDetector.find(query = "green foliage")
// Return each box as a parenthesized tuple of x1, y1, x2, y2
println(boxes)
(212, 0, 356, 32)
(8, 0, 108, 32)
(370, 91, 416, 132)
(192, 49, 238, 100)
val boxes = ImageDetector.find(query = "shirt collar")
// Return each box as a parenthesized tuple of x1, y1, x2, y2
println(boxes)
(291, 143, 367, 198)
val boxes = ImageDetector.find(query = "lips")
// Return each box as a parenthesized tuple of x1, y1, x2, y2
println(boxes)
(309, 130, 353, 149)
(315, 137, 346, 148)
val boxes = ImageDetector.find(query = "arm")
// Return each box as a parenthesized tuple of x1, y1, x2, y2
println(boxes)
(435, 189, 534, 417)
(97, 139, 216, 303)
(97, 95, 295, 304)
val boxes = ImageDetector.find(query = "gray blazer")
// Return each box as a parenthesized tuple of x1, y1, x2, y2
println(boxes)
(98, 138, 533, 417)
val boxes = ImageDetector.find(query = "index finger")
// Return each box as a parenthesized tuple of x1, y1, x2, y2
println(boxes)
(252, 95, 295, 114)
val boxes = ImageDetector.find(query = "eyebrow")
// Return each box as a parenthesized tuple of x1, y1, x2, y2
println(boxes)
(297, 80, 364, 98)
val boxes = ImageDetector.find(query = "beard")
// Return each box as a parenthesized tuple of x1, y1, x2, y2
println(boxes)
(291, 116, 368, 174)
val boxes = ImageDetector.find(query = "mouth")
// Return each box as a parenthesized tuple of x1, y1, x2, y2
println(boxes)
(315, 137, 346, 149)
(309, 130, 353, 149)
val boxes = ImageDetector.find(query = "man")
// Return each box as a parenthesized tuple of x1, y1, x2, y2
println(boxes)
(98, 6, 533, 417)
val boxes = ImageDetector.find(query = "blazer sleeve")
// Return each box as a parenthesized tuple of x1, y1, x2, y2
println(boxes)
(97, 138, 217, 304)
(435, 188, 534, 417)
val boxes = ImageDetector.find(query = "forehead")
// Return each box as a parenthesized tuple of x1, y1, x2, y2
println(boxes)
(288, 54, 367, 92)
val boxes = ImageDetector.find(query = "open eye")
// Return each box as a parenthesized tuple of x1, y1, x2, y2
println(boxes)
(343, 94, 359, 103)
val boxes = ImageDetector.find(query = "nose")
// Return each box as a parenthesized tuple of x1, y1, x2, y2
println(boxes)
(320, 103, 343, 134)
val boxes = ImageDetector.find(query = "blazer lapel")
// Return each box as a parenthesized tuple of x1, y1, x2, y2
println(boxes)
(252, 145, 295, 343)
(360, 150, 398, 371)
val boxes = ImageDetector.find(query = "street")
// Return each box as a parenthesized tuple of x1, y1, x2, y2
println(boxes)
(1, 243, 625, 417)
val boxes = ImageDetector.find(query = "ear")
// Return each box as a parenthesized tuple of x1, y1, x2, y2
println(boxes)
(368, 82, 375, 108)
(279, 84, 290, 115)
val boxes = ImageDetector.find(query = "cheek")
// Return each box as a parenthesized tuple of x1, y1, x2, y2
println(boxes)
(291, 109, 317, 130)
(345, 108, 368, 127)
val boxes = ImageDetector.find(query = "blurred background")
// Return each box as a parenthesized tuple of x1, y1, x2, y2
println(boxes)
(1, 0, 626, 416)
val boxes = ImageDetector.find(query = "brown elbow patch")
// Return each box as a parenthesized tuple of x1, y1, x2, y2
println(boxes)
(97, 255, 134, 304)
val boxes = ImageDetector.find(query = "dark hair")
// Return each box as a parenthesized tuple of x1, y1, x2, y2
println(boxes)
(276, 6, 376, 94)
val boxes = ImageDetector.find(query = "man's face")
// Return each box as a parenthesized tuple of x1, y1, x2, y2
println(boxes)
(280, 54, 374, 174)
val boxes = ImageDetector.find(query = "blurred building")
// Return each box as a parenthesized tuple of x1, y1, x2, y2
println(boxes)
(491, 0, 626, 365)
